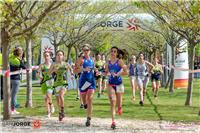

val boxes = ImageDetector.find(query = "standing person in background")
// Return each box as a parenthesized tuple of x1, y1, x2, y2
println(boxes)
(135, 52, 153, 106)
(128, 55, 136, 101)
(101, 54, 107, 95)
(95, 53, 104, 98)
(74, 44, 96, 127)
(9, 47, 26, 115)
(37, 50, 55, 118)
(104, 46, 128, 129)
(49, 50, 73, 121)
(151, 57, 163, 99)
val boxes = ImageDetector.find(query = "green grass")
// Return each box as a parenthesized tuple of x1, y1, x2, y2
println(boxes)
(1, 78, 200, 123)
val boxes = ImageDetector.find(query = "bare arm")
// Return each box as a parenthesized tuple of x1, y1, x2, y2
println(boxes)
(73, 58, 83, 74)
(117, 59, 128, 76)
(145, 60, 154, 69)
(104, 63, 110, 76)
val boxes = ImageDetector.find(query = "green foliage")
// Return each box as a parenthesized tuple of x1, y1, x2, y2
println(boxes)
(70, 47, 76, 61)
(195, 43, 200, 56)
(94, 33, 111, 54)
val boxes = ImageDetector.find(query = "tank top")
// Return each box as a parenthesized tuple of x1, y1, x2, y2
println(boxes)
(81, 56, 95, 81)
(53, 62, 68, 87)
(152, 64, 162, 75)
(108, 60, 122, 85)
(95, 60, 103, 71)
(129, 63, 135, 76)
(136, 62, 148, 77)
(40, 64, 51, 83)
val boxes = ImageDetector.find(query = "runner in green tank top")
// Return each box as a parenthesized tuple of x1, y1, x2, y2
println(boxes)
(95, 53, 104, 98)
(49, 50, 73, 121)
(37, 51, 55, 118)
(151, 57, 163, 99)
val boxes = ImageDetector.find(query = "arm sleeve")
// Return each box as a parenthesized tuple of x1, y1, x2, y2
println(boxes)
(20, 60, 26, 69)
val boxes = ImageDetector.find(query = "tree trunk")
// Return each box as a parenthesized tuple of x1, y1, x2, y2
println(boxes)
(185, 45, 195, 106)
(1, 28, 11, 120)
(25, 36, 32, 108)
(148, 52, 153, 62)
(66, 45, 72, 62)
(53, 45, 59, 62)
(74, 46, 79, 60)
(164, 43, 169, 89)
(161, 53, 165, 87)
(169, 46, 175, 93)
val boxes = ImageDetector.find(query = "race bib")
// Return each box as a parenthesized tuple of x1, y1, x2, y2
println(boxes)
(81, 81, 91, 91)
(116, 84, 124, 93)
(46, 79, 54, 87)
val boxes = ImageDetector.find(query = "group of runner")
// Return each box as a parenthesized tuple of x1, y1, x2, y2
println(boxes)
(36, 44, 163, 129)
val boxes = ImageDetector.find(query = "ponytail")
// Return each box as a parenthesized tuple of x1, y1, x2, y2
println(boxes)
(111, 46, 128, 60)
(118, 49, 128, 60)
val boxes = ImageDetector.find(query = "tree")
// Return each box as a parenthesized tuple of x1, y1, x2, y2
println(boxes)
(0, 0, 64, 120)
(135, 1, 200, 106)
(42, 1, 130, 61)
(137, 19, 183, 92)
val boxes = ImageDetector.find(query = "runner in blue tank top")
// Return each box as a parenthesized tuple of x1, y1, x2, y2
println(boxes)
(128, 55, 137, 101)
(104, 46, 128, 129)
(79, 56, 96, 91)
(74, 44, 96, 127)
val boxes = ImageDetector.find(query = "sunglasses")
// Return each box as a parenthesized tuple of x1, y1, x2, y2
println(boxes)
(83, 49, 90, 52)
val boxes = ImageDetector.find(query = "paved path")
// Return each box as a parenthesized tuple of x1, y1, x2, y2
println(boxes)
(1, 116, 200, 133)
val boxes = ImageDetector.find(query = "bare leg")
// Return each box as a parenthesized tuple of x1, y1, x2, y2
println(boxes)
(108, 86, 116, 122)
(81, 93, 87, 105)
(97, 78, 102, 97)
(86, 90, 94, 118)
(152, 81, 156, 96)
(155, 81, 160, 98)
(130, 77, 135, 100)
(59, 89, 66, 108)
(102, 79, 107, 94)
(45, 95, 50, 114)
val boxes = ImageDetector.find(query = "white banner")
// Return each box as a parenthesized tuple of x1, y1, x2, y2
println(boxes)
(174, 40, 188, 89)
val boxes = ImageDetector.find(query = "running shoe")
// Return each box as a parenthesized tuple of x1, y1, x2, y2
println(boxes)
(47, 112, 51, 118)
(76, 96, 80, 100)
(97, 93, 101, 98)
(80, 104, 84, 109)
(131, 97, 136, 101)
(139, 101, 144, 106)
(84, 104, 87, 109)
(111, 121, 116, 129)
(11, 110, 20, 115)
(85, 117, 91, 127)
(59, 112, 65, 121)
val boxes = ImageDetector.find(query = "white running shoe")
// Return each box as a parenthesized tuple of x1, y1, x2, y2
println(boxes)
(50, 104, 55, 114)
(47, 113, 51, 118)
(11, 110, 20, 115)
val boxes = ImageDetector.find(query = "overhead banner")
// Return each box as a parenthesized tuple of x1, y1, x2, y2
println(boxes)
(95, 13, 154, 32)
(174, 40, 188, 89)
